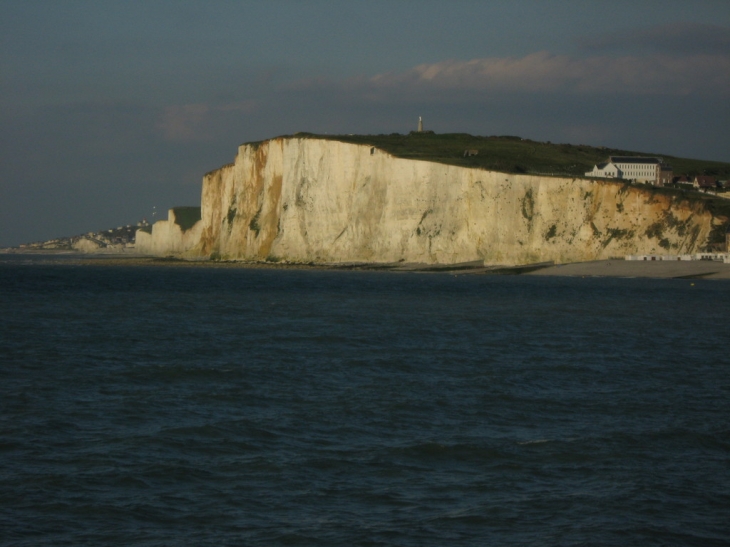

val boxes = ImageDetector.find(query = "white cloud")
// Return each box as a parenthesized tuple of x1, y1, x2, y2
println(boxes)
(293, 51, 730, 98)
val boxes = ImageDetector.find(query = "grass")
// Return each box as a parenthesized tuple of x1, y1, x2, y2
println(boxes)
(251, 131, 730, 179)
(227, 206, 237, 226)
(249, 206, 262, 236)
(172, 207, 201, 232)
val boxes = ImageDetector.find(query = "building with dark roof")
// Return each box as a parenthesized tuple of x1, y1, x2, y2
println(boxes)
(693, 175, 717, 191)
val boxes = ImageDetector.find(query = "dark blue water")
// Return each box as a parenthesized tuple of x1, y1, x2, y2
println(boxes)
(1, 256, 729, 546)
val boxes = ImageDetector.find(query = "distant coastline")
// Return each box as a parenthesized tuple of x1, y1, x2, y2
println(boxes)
(7, 134, 730, 265)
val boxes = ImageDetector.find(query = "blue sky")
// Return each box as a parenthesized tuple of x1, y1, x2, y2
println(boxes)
(1, 0, 729, 246)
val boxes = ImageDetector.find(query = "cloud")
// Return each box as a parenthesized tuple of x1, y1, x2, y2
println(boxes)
(578, 22, 730, 56)
(156, 104, 211, 142)
(290, 50, 730, 99)
(156, 101, 257, 142)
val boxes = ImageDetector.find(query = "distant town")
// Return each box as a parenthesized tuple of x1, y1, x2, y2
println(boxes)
(13, 220, 151, 253)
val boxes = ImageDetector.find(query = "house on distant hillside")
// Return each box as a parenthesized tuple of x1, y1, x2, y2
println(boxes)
(693, 175, 717, 191)
(585, 161, 619, 179)
(585, 156, 668, 185)
(658, 165, 673, 186)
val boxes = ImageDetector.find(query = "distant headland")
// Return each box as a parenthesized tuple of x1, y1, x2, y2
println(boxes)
(6, 132, 730, 272)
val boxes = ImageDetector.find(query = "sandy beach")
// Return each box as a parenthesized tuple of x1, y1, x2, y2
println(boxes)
(3, 251, 730, 279)
(526, 259, 730, 279)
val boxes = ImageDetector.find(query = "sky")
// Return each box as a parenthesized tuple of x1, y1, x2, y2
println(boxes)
(1, 0, 729, 247)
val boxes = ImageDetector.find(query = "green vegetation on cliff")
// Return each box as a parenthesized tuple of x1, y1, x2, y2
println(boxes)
(269, 132, 730, 180)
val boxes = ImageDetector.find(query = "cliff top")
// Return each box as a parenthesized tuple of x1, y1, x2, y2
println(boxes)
(245, 132, 730, 180)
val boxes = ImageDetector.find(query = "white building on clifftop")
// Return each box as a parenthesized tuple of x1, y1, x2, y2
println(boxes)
(586, 156, 666, 184)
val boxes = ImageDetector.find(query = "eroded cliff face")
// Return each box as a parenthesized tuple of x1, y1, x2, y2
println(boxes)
(135, 208, 203, 256)
(191, 137, 716, 265)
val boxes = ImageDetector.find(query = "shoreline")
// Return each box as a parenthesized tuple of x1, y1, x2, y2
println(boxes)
(525, 259, 730, 280)
(3, 251, 730, 279)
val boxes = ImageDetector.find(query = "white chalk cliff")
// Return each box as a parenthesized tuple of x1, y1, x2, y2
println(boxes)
(139, 137, 719, 264)
(135, 208, 203, 256)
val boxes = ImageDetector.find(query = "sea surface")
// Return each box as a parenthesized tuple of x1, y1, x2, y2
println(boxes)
(1, 255, 729, 546)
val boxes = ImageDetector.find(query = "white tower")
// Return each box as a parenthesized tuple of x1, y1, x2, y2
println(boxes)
(417, 116, 423, 132)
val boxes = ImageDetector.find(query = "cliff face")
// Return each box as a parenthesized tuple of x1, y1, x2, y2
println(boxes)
(191, 138, 715, 264)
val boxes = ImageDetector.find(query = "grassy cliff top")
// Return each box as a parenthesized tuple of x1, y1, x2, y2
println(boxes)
(254, 132, 730, 179)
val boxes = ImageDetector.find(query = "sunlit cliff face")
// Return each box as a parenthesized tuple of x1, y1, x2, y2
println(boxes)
(144, 138, 717, 264)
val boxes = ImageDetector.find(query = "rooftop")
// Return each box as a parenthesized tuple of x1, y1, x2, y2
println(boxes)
(609, 156, 663, 164)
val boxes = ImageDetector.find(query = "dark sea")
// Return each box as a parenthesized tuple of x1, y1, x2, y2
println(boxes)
(1, 255, 729, 547)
